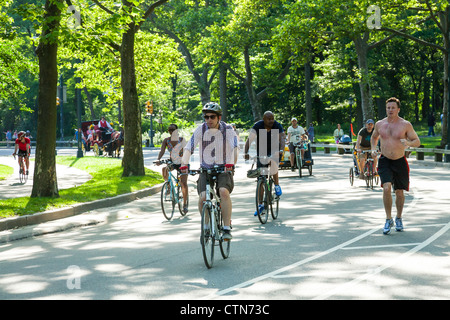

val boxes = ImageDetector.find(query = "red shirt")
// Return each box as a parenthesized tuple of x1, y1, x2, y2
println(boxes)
(15, 137, 30, 151)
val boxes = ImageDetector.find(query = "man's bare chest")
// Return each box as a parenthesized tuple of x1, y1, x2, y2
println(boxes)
(379, 122, 407, 140)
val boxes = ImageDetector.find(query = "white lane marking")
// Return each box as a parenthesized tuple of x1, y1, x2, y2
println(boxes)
(200, 178, 424, 300)
(313, 220, 450, 300)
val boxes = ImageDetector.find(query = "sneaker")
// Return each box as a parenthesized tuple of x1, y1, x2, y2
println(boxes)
(383, 219, 394, 235)
(183, 206, 189, 214)
(26, 170, 29, 175)
(395, 217, 404, 232)
(254, 204, 264, 216)
(291, 166, 295, 172)
(275, 185, 282, 196)
(222, 229, 232, 241)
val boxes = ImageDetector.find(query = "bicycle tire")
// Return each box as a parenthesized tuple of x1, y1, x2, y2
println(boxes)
(255, 178, 269, 224)
(19, 169, 24, 184)
(296, 149, 302, 178)
(349, 167, 354, 186)
(201, 204, 214, 268)
(368, 163, 374, 189)
(269, 179, 279, 220)
(364, 162, 370, 188)
(218, 206, 230, 259)
(176, 184, 188, 216)
(161, 181, 175, 220)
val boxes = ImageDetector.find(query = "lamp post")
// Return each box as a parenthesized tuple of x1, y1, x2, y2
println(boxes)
(348, 97, 354, 141)
(445, 6, 450, 162)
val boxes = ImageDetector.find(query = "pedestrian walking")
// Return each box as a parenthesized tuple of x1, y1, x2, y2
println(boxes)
(427, 112, 435, 137)
(371, 97, 421, 234)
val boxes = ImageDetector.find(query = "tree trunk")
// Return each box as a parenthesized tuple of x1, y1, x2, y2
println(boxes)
(354, 34, 374, 121)
(31, 0, 62, 198)
(219, 63, 228, 121)
(243, 47, 263, 121)
(305, 60, 312, 126)
(440, 6, 449, 147)
(121, 21, 145, 176)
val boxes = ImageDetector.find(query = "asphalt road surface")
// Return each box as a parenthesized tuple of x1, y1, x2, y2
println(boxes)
(0, 148, 449, 301)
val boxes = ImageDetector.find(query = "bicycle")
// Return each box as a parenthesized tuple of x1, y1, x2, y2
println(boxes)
(13, 153, 29, 184)
(361, 150, 379, 189)
(154, 159, 188, 220)
(249, 156, 279, 224)
(294, 140, 313, 178)
(189, 165, 231, 269)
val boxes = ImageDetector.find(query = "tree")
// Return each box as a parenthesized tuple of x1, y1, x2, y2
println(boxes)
(32, 0, 63, 197)
(89, 0, 170, 176)
(379, 1, 450, 147)
(277, 0, 409, 123)
(210, 0, 292, 121)
(149, 0, 232, 107)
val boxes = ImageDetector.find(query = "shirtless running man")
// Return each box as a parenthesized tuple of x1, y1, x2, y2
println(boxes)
(371, 97, 421, 234)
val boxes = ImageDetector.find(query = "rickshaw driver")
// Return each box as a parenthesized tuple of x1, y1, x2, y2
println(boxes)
(287, 117, 305, 171)
(356, 119, 377, 179)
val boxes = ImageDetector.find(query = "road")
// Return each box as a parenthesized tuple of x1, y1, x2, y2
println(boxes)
(0, 148, 449, 301)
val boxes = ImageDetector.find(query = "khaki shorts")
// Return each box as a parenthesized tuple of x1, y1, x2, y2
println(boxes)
(197, 171, 234, 195)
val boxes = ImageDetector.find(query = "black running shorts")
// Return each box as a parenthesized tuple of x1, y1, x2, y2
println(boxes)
(377, 155, 410, 191)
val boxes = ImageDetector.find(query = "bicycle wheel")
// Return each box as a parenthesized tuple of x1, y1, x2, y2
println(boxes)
(176, 183, 188, 216)
(364, 162, 370, 188)
(161, 181, 175, 220)
(201, 204, 214, 268)
(255, 178, 269, 224)
(218, 207, 230, 259)
(368, 164, 374, 189)
(19, 167, 25, 184)
(296, 149, 302, 178)
(269, 179, 279, 220)
(349, 167, 354, 186)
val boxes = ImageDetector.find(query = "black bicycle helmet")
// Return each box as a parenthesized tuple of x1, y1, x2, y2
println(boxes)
(202, 102, 222, 115)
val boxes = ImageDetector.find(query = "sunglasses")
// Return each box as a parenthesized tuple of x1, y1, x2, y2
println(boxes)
(203, 114, 217, 120)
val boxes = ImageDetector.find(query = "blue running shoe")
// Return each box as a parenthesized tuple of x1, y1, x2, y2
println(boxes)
(395, 218, 404, 232)
(275, 185, 282, 196)
(254, 204, 264, 216)
(383, 219, 393, 235)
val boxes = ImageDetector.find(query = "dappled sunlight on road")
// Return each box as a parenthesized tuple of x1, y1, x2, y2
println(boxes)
(0, 154, 449, 299)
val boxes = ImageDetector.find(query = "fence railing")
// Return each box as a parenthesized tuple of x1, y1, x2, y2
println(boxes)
(0, 140, 79, 148)
(2, 140, 450, 162)
(310, 142, 450, 162)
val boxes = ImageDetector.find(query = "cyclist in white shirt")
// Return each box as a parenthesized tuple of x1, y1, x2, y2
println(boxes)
(287, 118, 305, 171)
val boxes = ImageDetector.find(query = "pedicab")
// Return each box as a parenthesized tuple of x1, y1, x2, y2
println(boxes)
(279, 135, 314, 178)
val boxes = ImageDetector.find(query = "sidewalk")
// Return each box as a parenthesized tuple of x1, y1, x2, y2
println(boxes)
(0, 156, 163, 239)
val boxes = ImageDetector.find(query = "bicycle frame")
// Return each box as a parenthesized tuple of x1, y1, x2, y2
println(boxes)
(155, 159, 186, 220)
(202, 167, 223, 237)
(193, 166, 231, 268)
(252, 156, 279, 223)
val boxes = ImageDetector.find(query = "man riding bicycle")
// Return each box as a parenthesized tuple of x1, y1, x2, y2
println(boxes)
(13, 131, 31, 175)
(356, 119, 377, 179)
(244, 111, 285, 215)
(155, 123, 189, 214)
(180, 102, 239, 241)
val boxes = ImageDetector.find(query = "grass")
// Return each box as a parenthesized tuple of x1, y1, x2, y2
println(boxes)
(0, 164, 14, 181)
(0, 156, 164, 219)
